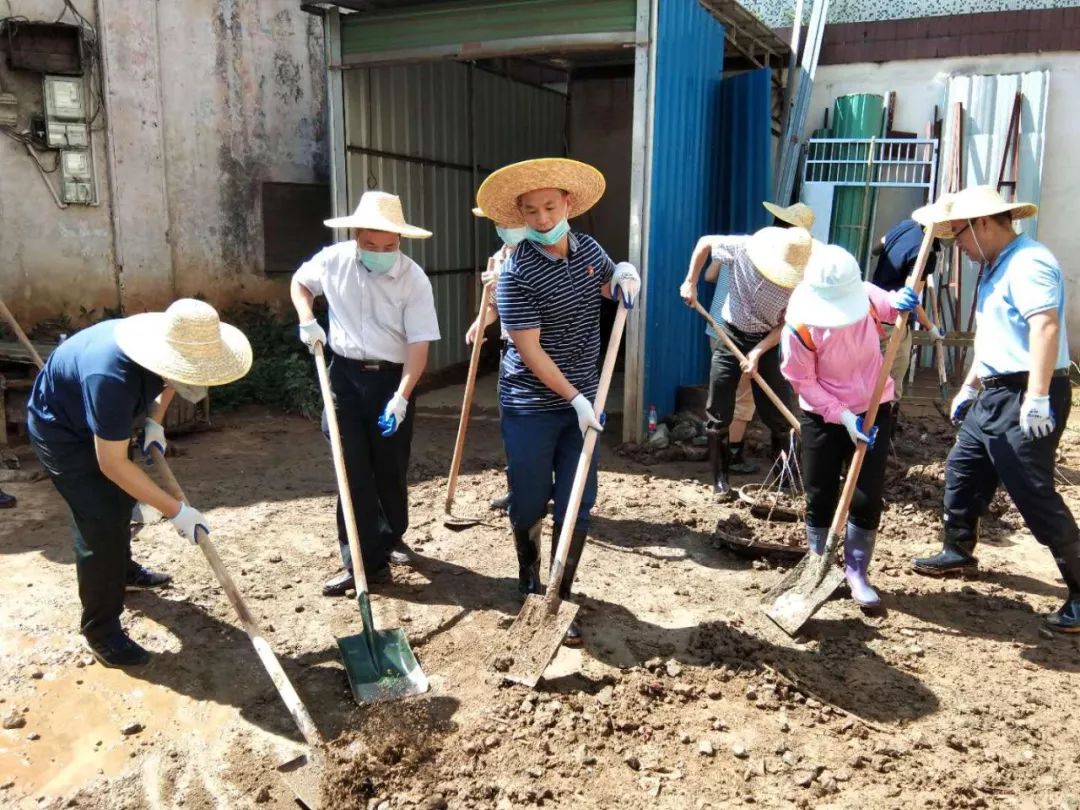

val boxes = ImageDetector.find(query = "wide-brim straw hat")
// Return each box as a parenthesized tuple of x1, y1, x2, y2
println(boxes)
(786, 243, 869, 329)
(475, 158, 606, 228)
(115, 299, 253, 387)
(324, 191, 432, 238)
(913, 185, 1038, 235)
(762, 201, 816, 230)
(746, 226, 815, 290)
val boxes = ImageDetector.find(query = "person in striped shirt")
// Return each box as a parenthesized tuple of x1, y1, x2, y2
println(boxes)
(476, 158, 639, 646)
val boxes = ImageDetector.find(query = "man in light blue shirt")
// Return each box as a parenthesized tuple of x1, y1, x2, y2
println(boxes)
(911, 186, 1079, 635)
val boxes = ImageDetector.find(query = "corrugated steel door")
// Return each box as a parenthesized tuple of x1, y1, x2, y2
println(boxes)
(716, 68, 773, 235)
(640, 0, 726, 421)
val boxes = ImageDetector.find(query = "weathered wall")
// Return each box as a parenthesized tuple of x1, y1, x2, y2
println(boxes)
(807, 51, 1080, 358)
(0, 0, 327, 329)
(743, 0, 1080, 27)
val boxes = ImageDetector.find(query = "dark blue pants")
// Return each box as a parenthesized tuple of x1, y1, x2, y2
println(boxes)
(321, 355, 413, 576)
(501, 408, 599, 532)
(30, 438, 136, 643)
(944, 375, 1079, 552)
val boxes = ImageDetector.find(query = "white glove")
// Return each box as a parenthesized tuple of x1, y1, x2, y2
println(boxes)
(839, 409, 875, 447)
(141, 417, 166, 459)
(170, 503, 209, 544)
(570, 393, 604, 436)
(378, 393, 409, 437)
(929, 325, 946, 341)
(1020, 394, 1055, 439)
(611, 262, 641, 309)
(481, 264, 501, 286)
(298, 319, 327, 353)
(950, 384, 979, 426)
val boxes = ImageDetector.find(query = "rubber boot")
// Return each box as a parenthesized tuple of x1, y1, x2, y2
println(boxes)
(805, 525, 829, 556)
(708, 433, 734, 502)
(729, 441, 758, 475)
(1044, 541, 1080, 634)
(551, 522, 586, 647)
(911, 522, 979, 577)
(514, 521, 543, 599)
(844, 523, 881, 609)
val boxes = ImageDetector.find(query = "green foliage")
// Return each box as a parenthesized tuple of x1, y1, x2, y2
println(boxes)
(211, 303, 322, 419)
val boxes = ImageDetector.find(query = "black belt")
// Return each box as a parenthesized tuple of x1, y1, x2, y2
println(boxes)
(334, 354, 403, 373)
(980, 368, 1069, 389)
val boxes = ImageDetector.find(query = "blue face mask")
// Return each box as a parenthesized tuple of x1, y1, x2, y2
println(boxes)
(496, 226, 528, 247)
(525, 218, 570, 246)
(359, 248, 399, 274)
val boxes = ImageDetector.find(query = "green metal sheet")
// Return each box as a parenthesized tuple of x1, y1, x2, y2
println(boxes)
(341, 0, 637, 57)
(828, 93, 884, 264)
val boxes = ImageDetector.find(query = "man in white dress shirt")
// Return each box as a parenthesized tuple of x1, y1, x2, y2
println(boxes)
(291, 191, 441, 596)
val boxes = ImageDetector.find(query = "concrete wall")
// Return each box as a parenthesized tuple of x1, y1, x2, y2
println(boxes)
(806, 51, 1080, 359)
(0, 0, 327, 328)
(743, 0, 1079, 27)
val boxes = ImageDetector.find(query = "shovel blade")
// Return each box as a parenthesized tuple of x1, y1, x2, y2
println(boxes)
(442, 509, 486, 530)
(764, 553, 847, 636)
(337, 593, 429, 705)
(493, 593, 579, 688)
(277, 751, 323, 810)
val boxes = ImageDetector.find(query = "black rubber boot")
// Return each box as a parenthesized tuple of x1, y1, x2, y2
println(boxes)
(1044, 541, 1080, 634)
(551, 522, 586, 646)
(911, 523, 979, 577)
(514, 521, 543, 598)
(708, 433, 734, 502)
(729, 441, 758, 475)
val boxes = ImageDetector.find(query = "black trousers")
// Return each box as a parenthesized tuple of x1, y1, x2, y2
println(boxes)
(31, 439, 137, 643)
(706, 322, 795, 437)
(801, 407, 893, 531)
(944, 375, 1079, 551)
(322, 355, 413, 576)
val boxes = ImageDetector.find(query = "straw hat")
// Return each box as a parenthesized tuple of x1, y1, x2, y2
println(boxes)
(746, 226, 814, 290)
(762, 201, 816, 230)
(475, 158, 606, 228)
(115, 299, 253, 387)
(913, 185, 1038, 234)
(324, 191, 432, 238)
(786, 244, 869, 329)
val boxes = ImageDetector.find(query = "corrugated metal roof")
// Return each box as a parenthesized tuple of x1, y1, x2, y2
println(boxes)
(715, 67, 772, 234)
(642, 0, 727, 420)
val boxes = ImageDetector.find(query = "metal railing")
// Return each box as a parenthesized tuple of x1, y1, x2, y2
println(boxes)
(803, 137, 938, 190)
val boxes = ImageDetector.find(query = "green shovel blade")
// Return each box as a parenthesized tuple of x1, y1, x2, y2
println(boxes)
(337, 593, 429, 705)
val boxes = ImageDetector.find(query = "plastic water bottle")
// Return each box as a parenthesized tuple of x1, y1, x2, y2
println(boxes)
(647, 404, 658, 437)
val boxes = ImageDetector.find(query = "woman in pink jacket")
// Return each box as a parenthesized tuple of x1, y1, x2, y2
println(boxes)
(780, 244, 918, 609)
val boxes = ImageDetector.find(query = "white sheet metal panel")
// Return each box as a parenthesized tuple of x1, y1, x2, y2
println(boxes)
(940, 70, 1049, 342)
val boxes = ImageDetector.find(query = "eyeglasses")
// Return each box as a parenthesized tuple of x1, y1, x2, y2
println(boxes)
(951, 222, 972, 238)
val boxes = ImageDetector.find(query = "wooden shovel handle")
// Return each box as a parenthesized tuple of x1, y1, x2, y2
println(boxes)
(0, 297, 45, 369)
(692, 301, 801, 435)
(445, 274, 495, 514)
(313, 346, 369, 595)
(547, 304, 629, 603)
(822, 228, 936, 555)
(149, 447, 323, 749)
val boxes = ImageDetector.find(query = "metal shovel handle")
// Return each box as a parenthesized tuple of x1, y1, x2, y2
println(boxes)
(691, 301, 801, 435)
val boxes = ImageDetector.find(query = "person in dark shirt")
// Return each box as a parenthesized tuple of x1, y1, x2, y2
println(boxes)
(27, 300, 251, 667)
(871, 218, 946, 420)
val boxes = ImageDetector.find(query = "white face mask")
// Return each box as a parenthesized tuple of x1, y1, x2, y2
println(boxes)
(168, 380, 209, 404)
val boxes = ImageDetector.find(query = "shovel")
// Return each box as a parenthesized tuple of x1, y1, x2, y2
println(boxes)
(312, 345, 429, 704)
(692, 301, 801, 435)
(444, 273, 496, 528)
(148, 448, 324, 809)
(0, 296, 46, 369)
(494, 304, 628, 688)
(765, 228, 936, 636)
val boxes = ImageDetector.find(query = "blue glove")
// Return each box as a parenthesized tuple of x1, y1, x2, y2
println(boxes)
(840, 410, 878, 449)
(611, 262, 640, 309)
(378, 393, 409, 437)
(950, 385, 979, 427)
(888, 286, 919, 312)
(140, 418, 166, 462)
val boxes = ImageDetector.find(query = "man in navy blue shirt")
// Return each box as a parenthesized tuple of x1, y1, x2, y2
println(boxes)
(476, 158, 639, 646)
(28, 300, 252, 666)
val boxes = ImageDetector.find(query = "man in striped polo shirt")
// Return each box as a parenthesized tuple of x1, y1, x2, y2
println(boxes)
(476, 158, 639, 646)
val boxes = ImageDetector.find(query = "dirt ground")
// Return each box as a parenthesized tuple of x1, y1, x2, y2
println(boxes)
(2, 383, 1080, 810)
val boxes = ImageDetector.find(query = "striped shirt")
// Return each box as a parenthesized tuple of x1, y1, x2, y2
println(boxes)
(497, 233, 615, 412)
(708, 235, 792, 334)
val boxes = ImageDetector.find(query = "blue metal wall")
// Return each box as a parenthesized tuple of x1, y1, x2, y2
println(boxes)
(716, 68, 773, 235)
(642, 0, 726, 419)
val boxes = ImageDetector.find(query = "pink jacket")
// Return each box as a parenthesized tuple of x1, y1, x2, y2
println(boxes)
(780, 283, 898, 425)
